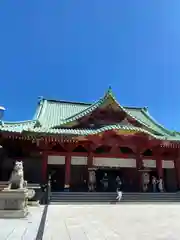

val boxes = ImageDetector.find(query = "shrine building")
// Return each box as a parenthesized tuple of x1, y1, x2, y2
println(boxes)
(0, 88, 180, 192)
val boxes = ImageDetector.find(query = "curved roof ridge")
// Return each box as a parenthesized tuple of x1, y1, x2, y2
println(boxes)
(140, 108, 173, 136)
(0, 120, 37, 132)
(33, 98, 44, 120)
(108, 95, 170, 136)
(125, 106, 147, 110)
(51, 89, 168, 136)
(2, 120, 36, 125)
(44, 98, 92, 106)
(34, 99, 48, 124)
(52, 88, 118, 125)
(23, 123, 165, 140)
(59, 96, 105, 122)
(39, 96, 147, 110)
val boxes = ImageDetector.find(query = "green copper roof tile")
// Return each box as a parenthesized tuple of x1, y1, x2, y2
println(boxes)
(35, 99, 89, 128)
(47, 89, 172, 137)
(2, 120, 36, 126)
(22, 124, 166, 140)
(0, 120, 37, 133)
(1, 88, 179, 141)
(127, 108, 171, 136)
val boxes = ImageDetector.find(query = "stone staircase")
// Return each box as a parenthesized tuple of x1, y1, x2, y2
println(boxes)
(0, 181, 8, 191)
(121, 192, 180, 203)
(50, 192, 180, 204)
(50, 192, 116, 204)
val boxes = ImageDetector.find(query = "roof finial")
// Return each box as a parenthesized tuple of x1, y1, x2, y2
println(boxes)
(103, 86, 113, 98)
(105, 86, 113, 96)
(108, 86, 112, 93)
(38, 96, 43, 104)
(0, 106, 5, 120)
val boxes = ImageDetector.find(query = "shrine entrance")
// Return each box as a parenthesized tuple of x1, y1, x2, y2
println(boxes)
(96, 168, 118, 192)
(47, 165, 65, 191)
(148, 169, 158, 192)
(95, 167, 138, 192)
(164, 168, 177, 192)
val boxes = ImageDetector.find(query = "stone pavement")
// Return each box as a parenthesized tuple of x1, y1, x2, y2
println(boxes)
(43, 204, 180, 240)
(1, 204, 180, 239)
(0, 206, 44, 240)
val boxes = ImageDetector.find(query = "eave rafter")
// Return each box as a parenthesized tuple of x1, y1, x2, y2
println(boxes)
(1, 127, 180, 148)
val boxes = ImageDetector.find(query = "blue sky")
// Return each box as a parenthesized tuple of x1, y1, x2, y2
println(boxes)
(0, 1, 180, 130)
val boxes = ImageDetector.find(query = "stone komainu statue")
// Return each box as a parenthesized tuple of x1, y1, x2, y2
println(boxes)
(7, 161, 27, 189)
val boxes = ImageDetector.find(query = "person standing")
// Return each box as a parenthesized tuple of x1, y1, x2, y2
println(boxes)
(152, 176, 157, 192)
(142, 172, 150, 192)
(116, 188, 122, 202)
(116, 175, 122, 191)
(158, 178, 164, 192)
(101, 173, 109, 191)
(88, 170, 96, 192)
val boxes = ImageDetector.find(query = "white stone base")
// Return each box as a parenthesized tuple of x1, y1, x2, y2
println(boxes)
(28, 200, 40, 206)
(0, 208, 28, 218)
(0, 188, 29, 218)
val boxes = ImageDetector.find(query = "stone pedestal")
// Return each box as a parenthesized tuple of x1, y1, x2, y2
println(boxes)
(0, 189, 28, 218)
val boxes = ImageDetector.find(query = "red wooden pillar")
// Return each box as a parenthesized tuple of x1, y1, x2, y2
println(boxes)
(156, 156, 163, 179)
(88, 151, 93, 169)
(87, 151, 93, 183)
(174, 154, 180, 190)
(136, 150, 143, 191)
(64, 153, 71, 191)
(42, 152, 48, 183)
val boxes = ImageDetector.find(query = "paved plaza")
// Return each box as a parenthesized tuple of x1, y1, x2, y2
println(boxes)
(1, 204, 180, 239)
(0, 206, 44, 239)
(43, 204, 180, 240)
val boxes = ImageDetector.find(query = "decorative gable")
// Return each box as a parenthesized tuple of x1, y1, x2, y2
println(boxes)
(28, 87, 175, 139)
(58, 88, 136, 129)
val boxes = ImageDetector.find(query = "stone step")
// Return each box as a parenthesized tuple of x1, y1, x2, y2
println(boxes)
(51, 192, 180, 197)
(50, 192, 180, 203)
(51, 191, 180, 195)
(0, 182, 8, 191)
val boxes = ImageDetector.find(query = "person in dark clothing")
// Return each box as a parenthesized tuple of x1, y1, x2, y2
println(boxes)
(116, 176, 122, 191)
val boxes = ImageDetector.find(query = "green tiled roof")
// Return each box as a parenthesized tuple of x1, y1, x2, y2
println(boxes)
(34, 98, 90, 128)
(0, 88, 179, 141)
(23, 124, 166, 139)
(34, 89, 174, 136)
(0, 120, 36, 133)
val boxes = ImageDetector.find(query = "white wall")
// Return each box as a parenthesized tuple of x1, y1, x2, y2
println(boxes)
(143, 159, 174, 169)
(71, 156, 87, 165)
(48, 156, 65, 165)
(47, 156, 175, 169)
(143, 159, 156, 168)
(93, 157, 136, 168)
(162, 160, 174, 169)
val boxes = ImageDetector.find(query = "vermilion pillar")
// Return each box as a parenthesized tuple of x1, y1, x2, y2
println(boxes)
(64, 153, 71, 191)
(174, 156, 180, 190)
(156, 156, 163, 178)
(136, 150, 143, 191)
(42, 152, 48, 183)
(88, 151, 93, 169)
